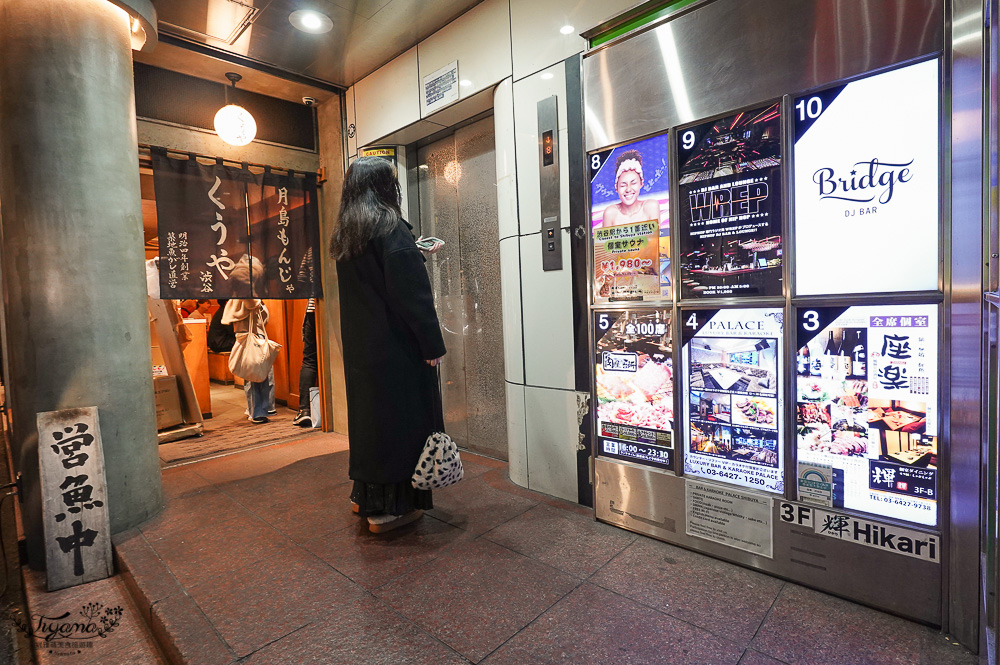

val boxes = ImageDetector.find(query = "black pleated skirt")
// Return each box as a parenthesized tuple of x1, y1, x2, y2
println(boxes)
(350, 480, 432, 517)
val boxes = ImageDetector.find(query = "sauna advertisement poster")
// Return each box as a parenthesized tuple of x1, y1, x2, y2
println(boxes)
(594, 309, 674, 471)
(590, 132, 671, 302)
(795, 304, 938, 527)
(682, 308, 784, 492)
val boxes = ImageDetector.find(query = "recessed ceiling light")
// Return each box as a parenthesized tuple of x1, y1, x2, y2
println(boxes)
(560, 25, 575, 35)
(460, 79, 472, 87)
(289, 9, 333, 34)
(541, 72, 554, 80)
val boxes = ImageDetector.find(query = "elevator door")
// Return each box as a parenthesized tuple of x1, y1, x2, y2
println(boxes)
(417, 117, 507, 459)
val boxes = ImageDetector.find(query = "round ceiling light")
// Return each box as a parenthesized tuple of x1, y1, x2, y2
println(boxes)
(214, 104, 257, 146)
(560, 25, 575, 35)
(215, 72, 257, 146)
(289, 9, 333, 34)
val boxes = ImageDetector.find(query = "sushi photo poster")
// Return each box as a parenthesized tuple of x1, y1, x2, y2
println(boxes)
(593, 309, 674, 471)
(590, 133, 671, 302)
(795, 304, 938, 527)
(681, 308, 784, 493)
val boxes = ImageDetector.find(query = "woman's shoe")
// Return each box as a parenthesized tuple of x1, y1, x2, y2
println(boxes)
(351, 501, 360, 514)
(249, 416, 269, 424)
(367, 510, 423, 533)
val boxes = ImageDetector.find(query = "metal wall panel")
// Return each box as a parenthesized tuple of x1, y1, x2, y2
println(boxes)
(418, 135, 469, 447)
(948, 0, 986, 649)
(418, 118, 508, 460)
(456, 118, 508, 460)
(583, 0, 943, 151)
(582, 0, 988, 647)
(595, 459, 944, 624)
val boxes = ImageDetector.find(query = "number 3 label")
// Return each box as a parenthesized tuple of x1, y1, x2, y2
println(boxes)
(802, 310, 820, 331)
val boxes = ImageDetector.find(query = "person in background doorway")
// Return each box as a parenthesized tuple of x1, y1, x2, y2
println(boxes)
(178, 299, 198, 318)
(331, 156, 446, 534)
(294, 297, 318, 427)
(207, 299, 236, 354)
(188, 299, 213, 321)
(294, 248, 319, 428)
(223, 257, 276, 424)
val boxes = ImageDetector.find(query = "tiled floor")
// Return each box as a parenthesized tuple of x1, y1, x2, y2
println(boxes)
(23, 434, 980, 664)
(157, 383, 319, 465)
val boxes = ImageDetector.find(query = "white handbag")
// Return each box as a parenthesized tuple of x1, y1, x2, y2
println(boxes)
(411, 368, 463, 490)
(228, 308, 281, 383)
(412, 431, 464, 490)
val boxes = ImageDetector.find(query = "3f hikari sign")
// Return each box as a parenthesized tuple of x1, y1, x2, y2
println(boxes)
(37, 407, 112, 591)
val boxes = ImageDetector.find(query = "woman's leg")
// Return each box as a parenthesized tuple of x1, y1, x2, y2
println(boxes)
(247, 379, 270, 420)
(265, 367, 276, 415)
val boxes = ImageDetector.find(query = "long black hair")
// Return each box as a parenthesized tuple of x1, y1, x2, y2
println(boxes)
(329, 156, 402, 260)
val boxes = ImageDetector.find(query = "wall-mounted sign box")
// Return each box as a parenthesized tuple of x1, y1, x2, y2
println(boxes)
(793, 59, 940, 296)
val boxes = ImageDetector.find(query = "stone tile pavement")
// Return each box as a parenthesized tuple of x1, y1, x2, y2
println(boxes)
(13, 433, 980, 664)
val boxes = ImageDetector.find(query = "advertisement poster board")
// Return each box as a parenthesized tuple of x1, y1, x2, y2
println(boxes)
(795, 304, 938, 526)
(676, 103, 783, 299)
(682, 308, 784, 492)
(793, 58, 939, 295)
(594, 309, 674, 471)
(590, 133, 671, 302)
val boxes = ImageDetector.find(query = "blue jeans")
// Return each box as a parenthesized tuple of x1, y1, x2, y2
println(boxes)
(245, 368, 275, 419)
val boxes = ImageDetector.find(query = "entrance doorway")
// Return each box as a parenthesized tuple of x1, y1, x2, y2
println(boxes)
(138, 164, 322, 466)
(415, 116, 507, 460)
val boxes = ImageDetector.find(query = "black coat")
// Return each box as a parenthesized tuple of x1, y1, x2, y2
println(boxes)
(337, 219, 446, 485)
(207, 307, 235, 353)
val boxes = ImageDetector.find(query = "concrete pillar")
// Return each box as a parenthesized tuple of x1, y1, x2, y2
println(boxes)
(0, 0, 163, 564)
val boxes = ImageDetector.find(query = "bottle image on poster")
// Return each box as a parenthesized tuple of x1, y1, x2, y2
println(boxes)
(795, 305, 938, 527)
(676, 103, 783, 299)
(590, 133, 671, 302)
(682, 308, 784, 492)
(594, 310, 674, 470)
(793, 59, 939, 296)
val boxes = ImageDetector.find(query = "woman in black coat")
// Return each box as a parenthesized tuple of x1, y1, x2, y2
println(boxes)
(331, 156, 446, 533)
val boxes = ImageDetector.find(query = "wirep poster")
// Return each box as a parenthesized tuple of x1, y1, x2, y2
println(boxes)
(682, 308, 784, 492)
(793, 58, 939, 295)
(676, 103, 783, 299)
(594, 309, 674, 470)
(795, 304, 938, 526)
(590, 133, 670, 302)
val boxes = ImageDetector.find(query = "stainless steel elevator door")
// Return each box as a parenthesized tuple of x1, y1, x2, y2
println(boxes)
(417, 117, 507, 459)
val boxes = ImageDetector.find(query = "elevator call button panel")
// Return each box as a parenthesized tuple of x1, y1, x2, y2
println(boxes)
(538, 96, 562, 271)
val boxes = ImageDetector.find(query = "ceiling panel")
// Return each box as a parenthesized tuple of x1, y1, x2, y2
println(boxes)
(147, 0, 485, 89)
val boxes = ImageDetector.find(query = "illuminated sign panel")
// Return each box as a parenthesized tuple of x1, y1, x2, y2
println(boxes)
(795, 304, 938, 526)
(676, 103, 783, 299)
(793, 59, 939, 295)
(682, 308, 784, 492)
(590, 133, 671, 301)
(594, 309, 674, 471)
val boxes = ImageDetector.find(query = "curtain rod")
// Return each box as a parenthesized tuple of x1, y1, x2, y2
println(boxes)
(137, 144, 327, 182)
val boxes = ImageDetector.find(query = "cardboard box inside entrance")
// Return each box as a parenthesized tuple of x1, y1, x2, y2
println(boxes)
(154, 375, 183, 430)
